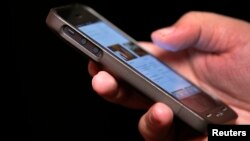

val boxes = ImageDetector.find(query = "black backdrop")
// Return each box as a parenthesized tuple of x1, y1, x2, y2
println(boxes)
(13, 0, 249, 140)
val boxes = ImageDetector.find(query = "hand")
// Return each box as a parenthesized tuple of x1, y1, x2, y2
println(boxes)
(88, 11, 250, 141)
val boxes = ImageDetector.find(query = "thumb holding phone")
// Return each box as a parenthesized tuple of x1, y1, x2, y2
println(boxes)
(89, 11, 250, 141)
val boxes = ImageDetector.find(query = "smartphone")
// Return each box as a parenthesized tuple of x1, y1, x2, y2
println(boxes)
(46, 3, 237, 133)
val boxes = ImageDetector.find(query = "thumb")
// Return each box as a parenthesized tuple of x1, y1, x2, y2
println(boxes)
(138, 103, 174, 141)
(151, 11, 250, 53)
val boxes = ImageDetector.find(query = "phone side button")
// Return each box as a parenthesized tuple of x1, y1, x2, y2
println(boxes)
(92, 47, 102, 57)
(64, 26, 75, 36)
(92, 47, 100, 54)
(82, 41, 102, 57)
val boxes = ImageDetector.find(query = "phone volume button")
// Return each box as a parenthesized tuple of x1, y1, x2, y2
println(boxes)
(64, 26, 75, 36)
(92, 47, 100, 54)
(80, 38, 87, 45)
(82, 41, 102, 57)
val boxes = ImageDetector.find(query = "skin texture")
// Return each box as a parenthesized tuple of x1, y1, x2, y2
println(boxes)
(88, 12, 250, 141)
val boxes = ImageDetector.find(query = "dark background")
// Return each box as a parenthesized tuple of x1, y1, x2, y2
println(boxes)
(13, 0, 249, 140)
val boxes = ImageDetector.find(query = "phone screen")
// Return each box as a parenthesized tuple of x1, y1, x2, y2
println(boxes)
(76, 20, 220, 114)
(78, 21, 195, 97)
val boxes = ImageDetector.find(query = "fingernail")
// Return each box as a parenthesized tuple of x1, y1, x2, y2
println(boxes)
(146, 110, 158, 128)
(148, 108, 163, 126)
(151, 27, 177, 52)
(152, 40, 178, 52)
(154, 27, 175, 37)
